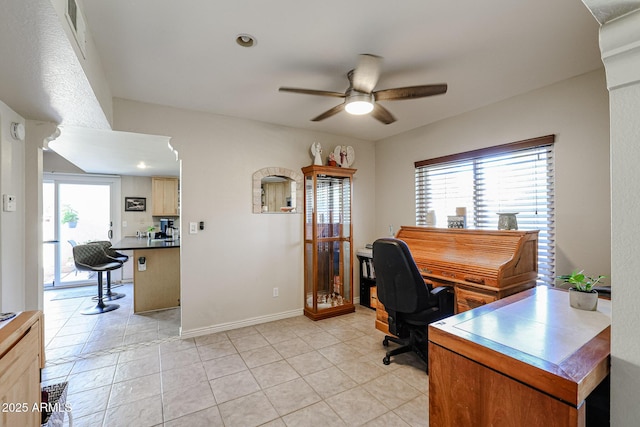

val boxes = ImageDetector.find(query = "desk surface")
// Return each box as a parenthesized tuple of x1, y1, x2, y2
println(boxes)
(429, 286, 611, 405)
(112, 237, 180, 250)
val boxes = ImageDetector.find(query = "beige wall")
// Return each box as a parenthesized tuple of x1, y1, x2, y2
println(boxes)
(0, 100, 26, 311)
(43, 150, 85, 174)
(112, 98, 376, 334)
(375, 69, 611, 280)
(120, 175, 156, 236)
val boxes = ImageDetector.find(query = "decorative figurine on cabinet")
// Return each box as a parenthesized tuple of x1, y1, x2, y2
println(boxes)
(311, 142, 323, 166)
(333, 145, 355, 167)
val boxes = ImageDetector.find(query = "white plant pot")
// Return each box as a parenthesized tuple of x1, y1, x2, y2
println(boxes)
(569, 288, 598, 311)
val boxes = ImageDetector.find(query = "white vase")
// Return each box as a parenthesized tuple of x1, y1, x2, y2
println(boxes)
(426, 210, 436, 227)
(569, 288, 598, 311)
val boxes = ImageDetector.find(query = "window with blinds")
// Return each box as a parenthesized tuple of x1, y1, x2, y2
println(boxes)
(415, 135, 555, 285)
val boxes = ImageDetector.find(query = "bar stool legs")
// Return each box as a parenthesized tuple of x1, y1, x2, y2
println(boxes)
(103, 270, 125, 301)
(81, 271, 119, 315)
(73, 244, 122, 315)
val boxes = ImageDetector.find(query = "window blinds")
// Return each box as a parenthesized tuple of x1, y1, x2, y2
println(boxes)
(415, 137, 555, 286)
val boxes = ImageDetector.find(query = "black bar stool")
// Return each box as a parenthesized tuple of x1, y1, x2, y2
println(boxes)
(89, 241, 128, 300)
(72, 244, 122, 315)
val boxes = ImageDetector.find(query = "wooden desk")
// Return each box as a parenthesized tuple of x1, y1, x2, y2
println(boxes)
(428, 287, 610, 427)
(375, 227, 538, 334)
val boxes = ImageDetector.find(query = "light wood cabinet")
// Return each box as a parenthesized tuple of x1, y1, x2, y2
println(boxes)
(0, 311, 45, 427)
(152, 177, 179, 216)
(133, 247, 180, 313)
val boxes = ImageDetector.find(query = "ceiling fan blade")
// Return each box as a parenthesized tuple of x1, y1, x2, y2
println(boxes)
(371, 103, 396, 125)
(374, 84, 448, 101)
(279, 87, 345, 98)
(352, 54, 382, 93)
(311, 103, 345, 122)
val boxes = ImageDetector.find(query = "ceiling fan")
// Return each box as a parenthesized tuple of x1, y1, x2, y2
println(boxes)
(279, 54, 447, 125)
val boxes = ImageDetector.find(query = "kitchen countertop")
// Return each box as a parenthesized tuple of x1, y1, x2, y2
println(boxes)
(111, 237, 180, 250)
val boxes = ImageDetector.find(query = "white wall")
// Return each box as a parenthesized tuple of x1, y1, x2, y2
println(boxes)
(112, 98, 376, 334)
(0, 100, 26, 311)
(50, 0, 114, 125)
(375, 69, 611, 279)
(592, 7, 640, 425)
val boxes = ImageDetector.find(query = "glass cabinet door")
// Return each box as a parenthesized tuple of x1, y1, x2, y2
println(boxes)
(302, 165, 355, 320)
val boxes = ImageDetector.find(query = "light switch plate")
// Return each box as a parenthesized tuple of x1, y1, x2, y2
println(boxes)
(189, 222, 198, 234)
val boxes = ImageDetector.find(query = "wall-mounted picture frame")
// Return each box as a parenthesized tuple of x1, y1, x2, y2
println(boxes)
(125, 197, 146, 212)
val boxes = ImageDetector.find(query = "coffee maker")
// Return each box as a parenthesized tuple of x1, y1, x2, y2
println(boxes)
(159, 218, 174, 238)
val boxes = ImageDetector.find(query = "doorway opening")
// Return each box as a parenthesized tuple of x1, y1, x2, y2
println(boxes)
(43, 174, 121, 289)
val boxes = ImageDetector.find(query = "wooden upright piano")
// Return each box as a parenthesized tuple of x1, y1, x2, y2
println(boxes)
(374, 226, 539, 333)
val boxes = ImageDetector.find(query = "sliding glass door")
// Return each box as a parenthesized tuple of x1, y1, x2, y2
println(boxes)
(43, 174, 120, 287)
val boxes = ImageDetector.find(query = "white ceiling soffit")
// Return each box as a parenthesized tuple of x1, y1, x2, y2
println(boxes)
(49, 127, 178, 177)
(0, 0, 109, 129)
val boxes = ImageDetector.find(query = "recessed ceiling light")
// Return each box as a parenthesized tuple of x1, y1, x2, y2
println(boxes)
(137, 162, 147, 169)
(236, 33, 257, 48)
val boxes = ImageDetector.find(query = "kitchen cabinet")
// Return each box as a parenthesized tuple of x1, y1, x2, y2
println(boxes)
(0, 311, 45, 427)
(152, 177, 179, 216)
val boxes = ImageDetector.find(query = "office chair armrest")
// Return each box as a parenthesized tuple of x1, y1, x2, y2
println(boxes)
(431, 286, 455, 313)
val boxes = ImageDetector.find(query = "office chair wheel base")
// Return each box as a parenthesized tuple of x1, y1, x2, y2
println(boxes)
(383, 356, 390, 365)
(383, 338, 389, 347)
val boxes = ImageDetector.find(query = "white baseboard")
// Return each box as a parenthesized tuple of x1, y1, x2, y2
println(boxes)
(180, 308, 303, 339)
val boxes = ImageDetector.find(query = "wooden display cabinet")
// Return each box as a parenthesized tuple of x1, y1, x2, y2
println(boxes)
(302, 165, 356, 320)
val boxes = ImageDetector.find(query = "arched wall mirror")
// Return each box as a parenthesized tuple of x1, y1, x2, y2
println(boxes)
(253, 167, 303, 214)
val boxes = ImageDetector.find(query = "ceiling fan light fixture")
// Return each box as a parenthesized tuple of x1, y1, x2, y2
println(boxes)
(345, 92, 374, 115)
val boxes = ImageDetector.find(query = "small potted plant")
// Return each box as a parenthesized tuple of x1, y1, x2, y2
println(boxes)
(557, 269, 605, 311)
(61, 205, 79, 228)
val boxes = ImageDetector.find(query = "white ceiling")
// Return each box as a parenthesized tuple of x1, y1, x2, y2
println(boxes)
(1, 1, 603, 175)
(49, 126, 178, 177)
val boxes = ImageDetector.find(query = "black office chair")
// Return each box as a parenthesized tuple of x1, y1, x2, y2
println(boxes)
(372, 238, 455, 371)
(89, 241, 128, 300)
(72, 244, 122, 314)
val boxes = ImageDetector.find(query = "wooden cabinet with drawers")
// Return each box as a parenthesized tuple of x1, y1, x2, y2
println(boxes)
(0, 311, 45, 427)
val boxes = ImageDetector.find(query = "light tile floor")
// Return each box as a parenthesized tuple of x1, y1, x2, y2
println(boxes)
(43, 284, 430, 426)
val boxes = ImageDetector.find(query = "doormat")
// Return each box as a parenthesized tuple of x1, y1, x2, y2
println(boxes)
(48, 287, 96, 301)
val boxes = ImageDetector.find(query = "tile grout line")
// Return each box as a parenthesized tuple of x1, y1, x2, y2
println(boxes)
(45, 335, 182, 366)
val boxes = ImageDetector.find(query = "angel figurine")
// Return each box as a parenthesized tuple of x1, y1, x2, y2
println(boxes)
(311, 142, 323, 165)
(333, 145, 355, 167)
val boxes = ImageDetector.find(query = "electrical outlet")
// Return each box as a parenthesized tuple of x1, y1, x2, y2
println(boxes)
(273, 288, 279, 297)
(122, 221, 127, 227)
